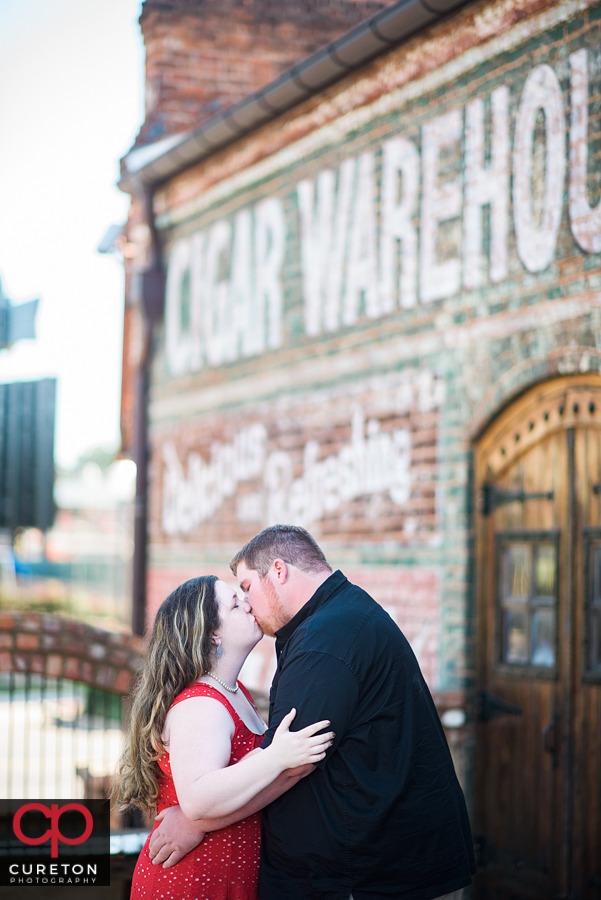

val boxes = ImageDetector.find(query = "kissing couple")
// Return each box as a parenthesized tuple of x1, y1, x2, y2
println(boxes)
(119, 524, 475, 900)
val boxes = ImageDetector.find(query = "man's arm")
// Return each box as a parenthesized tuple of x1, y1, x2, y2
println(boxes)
(261, 649, 359, 768)
(149, 766, 313, 868)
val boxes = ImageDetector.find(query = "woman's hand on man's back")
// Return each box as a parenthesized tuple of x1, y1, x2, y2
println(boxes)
(269, 708, 334, 769)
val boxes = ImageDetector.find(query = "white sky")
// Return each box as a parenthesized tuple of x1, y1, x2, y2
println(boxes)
(0, 0, 144, 467)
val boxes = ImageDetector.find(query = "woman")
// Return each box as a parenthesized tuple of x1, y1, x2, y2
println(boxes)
(118, 575, 332, 900)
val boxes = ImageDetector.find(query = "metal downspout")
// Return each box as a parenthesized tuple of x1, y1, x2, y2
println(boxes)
(131, 183, 165, 636)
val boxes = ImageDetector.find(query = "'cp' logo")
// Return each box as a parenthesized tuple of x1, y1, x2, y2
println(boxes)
(13, 803, 94, 858)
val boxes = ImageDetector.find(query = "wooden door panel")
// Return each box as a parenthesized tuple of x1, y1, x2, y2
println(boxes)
(475, 377, 601, 900)
(480, 681, 556, 867)
(577, 684, 601, 899)
(477, 429, 563, 898)
(573, 427, 601, 900)
(589, 427, 601, 526)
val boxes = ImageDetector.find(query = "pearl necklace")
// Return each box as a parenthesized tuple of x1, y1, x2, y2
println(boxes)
(206, 672, 239, 693)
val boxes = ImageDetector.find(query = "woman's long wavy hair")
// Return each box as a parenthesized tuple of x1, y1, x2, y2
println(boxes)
(117, 576, 220, 815)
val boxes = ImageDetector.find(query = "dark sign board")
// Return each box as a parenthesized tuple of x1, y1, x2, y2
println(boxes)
(0, 379, 56, 532)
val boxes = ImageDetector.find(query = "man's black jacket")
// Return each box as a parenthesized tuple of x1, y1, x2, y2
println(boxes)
(259, 570, 476, 900)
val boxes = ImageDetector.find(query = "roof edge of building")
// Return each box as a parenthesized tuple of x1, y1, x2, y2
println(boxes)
(118, 0, 468, 194)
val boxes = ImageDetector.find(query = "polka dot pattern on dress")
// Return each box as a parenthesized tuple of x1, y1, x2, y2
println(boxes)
(130, 682, 263, 900)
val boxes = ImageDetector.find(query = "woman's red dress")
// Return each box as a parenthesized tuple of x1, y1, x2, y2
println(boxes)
(131, 682, 263, 900)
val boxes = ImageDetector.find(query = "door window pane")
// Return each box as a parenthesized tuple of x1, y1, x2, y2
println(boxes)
(593, 547, 601, 607)
(530, 609, 555, 667)
(498, 537, 558, 669)
(593, 612, 601, 671)
(504, 609, 528, 664)
(503, 545, 531, 601)
(534, 545, 556, 598)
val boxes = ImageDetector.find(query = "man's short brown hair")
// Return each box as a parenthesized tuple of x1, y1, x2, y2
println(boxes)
(230, 524, 332, 578)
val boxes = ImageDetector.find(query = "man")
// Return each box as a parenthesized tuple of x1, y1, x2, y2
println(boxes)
(150, 524, 476, 900)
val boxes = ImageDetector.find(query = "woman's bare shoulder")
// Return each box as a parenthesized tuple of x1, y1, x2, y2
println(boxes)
(163, 693, 235, 745)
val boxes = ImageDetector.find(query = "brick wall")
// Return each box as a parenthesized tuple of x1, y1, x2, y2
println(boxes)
(0, 613, 145, 694)
(136, 0, 601, 703)
(117, 0, 601, 740)
(135, 0, 390, 146)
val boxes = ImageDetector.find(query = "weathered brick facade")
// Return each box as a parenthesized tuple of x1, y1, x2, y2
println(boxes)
(121, 0, 601, 784)
(121, 0, 393, 450)
(136, 0, 390, 145)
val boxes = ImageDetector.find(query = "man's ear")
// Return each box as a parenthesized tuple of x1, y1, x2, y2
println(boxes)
(272, 559, 289, 583)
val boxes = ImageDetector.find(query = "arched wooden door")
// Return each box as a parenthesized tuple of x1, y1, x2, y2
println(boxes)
(474, 375, 601, 900)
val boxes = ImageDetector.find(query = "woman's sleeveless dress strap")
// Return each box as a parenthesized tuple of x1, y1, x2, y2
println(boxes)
(171, 681, 260, 723)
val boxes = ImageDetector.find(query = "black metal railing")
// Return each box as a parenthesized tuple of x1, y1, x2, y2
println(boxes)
(0, 673, 123, 800)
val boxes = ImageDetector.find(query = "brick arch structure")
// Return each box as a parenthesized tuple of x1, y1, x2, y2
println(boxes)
(467, 345, 601, 442)
(0, 612, 145, 693)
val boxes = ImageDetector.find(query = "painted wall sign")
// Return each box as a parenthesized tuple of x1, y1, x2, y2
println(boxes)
(154, 369, 444, 541)
(165, 198, 285, 374)
(163, 48, 601, 376)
